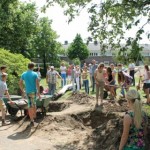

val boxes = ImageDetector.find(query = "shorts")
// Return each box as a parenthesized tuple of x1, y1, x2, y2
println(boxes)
(67, 75, 71, 80)
(0, 100, 6, 110)
(27, 92, 36, 108)
(143, 83, 150, 89)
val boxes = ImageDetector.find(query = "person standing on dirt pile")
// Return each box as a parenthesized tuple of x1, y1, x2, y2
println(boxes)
(119, 89, 148, 150)
(94, 63, 107, 105)
(60, 62, 67, 88)
(91, 59, 98, 92)
(46, 66, 62, 96)
(0, 73, 14, 126)
(81, 66, 89, 94)
(142, 65, 150, 104)
(19, 62, 40, 128)
(0, 65, 7, 81)
(128, 60, 135, 86)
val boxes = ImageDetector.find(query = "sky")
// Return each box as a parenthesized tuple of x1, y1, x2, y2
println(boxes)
(21, 0, 150, 44)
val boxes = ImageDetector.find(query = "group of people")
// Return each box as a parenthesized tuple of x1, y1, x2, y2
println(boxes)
(46, 59, 150, 106)
(0, 61, 149, 150)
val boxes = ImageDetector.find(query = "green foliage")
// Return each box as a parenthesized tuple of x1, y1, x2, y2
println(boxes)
(45, 0, 150, 56)
(67, 34, 89, 61)
(0, 49, 30, 94)
(0, 1, 38, 58)
(33, 17, 62, 75)
(72, 58, 81, 65)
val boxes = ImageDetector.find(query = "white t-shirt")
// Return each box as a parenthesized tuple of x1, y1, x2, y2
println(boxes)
(0, 81, 7, 99)
(75, 70, 80, 79)
(144, 71, 150, 83)
(60, 66, 66, 74)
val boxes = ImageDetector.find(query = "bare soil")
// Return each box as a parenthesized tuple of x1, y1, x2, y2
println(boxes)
(0, 92, 150, 150)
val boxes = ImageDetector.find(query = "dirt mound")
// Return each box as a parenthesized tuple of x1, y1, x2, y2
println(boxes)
(68, 92, 94, 104)
(103, 100, 128, 113)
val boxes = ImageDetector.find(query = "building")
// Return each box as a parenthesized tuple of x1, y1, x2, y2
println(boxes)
(61, 42, 150, 65)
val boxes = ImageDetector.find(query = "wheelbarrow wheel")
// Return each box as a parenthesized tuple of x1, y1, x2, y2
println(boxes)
(7, 105, 18, 116)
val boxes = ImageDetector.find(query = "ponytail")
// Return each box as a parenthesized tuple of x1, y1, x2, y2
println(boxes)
(126, 89, 143, 129)
(133, 99, 142, 129)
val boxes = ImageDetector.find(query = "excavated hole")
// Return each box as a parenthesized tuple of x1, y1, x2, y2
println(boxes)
(48, 102, 70, 112)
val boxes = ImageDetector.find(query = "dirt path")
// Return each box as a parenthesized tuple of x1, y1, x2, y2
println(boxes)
(0, 92, 149, 150)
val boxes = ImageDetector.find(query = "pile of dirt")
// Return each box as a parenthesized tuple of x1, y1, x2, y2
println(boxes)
(103, 100, 128, 113)
(68, 92, 94, 104)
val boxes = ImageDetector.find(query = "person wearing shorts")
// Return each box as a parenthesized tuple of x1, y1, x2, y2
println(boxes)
(19, 62, 40, 127)
(0, 73, 13, 126)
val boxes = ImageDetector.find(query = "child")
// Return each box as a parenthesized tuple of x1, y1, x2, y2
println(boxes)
(0, 73, 13, 126)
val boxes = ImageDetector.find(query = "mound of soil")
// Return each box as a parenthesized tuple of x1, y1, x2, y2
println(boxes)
(68, 92, 94, 104)
(2, 92, 150, 150)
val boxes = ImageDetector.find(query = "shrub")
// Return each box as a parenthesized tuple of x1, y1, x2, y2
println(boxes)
(0, 49, 30, 94)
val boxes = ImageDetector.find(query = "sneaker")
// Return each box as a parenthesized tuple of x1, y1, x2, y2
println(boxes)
(2, 121, 10, 126)
(33, 122, 39, 128)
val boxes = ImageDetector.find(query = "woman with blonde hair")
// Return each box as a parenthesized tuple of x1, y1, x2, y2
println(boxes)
(119, 89, 148, 150)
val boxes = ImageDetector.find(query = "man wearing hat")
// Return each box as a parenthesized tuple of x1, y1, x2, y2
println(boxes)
(0, 73, 13, 126)
(46, 66, 62, 95)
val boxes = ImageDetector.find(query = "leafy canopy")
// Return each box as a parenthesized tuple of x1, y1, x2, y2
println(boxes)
(45, 0, 150, 62)
(67, 34, 89, 61)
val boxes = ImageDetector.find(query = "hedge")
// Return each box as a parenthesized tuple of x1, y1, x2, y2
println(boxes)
(0, 49, 30, 94)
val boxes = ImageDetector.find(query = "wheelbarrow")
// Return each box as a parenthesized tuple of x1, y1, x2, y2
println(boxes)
(3, 95, 53, 117)
(3, 95, 23, 116)
(36, 95, 53, 116)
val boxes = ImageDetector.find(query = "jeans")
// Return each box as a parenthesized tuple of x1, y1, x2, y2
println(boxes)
(92, 76, 95, 92)
(48, 83, 56, 95)
(75, 77, 80, 91)
(61, 73, 66, 87)
(83, 79, 89, 94)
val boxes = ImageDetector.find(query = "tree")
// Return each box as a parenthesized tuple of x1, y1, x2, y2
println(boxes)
(0, 1, 38, 58)
(33, 17, 62, 74)
(67, 34, 89, 61)
(45, 0, 150, 56)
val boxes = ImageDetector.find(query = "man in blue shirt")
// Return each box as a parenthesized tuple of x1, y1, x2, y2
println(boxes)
(19, 62, 40, 127)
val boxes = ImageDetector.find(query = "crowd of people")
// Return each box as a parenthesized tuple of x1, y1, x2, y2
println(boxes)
(0, 61, 149, 149)
(45, 59, 150, 106)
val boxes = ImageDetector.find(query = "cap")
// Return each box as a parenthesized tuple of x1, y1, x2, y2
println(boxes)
(51, 66, 54, 69)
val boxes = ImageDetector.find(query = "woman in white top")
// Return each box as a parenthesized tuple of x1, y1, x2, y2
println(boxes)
(143, 65, 150, 104)
(60, 62, 67, 87)
(94, 63, 106, 105)
(75, 66, 81, 92)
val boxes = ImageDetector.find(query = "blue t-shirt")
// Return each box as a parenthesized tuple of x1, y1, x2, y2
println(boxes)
(21, 70, 38, 94)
